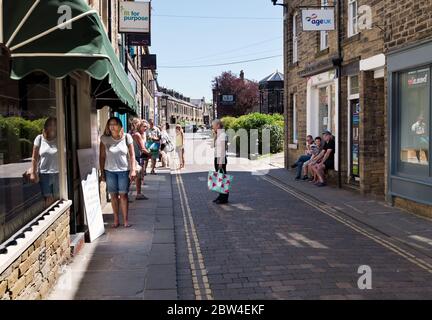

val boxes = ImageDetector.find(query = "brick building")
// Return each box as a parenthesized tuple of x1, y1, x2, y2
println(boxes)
(158, 88, 204, 126)
(283, 0, 432, 217)
(259, 71, 284, 115)
(284, 0, 386, 194)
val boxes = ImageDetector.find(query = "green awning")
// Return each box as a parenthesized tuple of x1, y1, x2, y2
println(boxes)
(3, 0, 138, 114)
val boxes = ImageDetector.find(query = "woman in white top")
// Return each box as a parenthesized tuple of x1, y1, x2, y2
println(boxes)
(99, 117, 136, 228)
(30, 117, 59, 208)
(212, 119, 229, 204)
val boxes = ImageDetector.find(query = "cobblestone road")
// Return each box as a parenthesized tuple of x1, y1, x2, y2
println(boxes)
(173, 133, 432, 300)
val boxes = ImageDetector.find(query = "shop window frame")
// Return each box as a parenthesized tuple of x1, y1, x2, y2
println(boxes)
(393, 65, 432, 180)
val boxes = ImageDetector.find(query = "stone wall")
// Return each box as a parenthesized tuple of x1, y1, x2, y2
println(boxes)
(284, 0, 386, 195)
(384, 0, 432, 52)
(0, 211, 70, 300)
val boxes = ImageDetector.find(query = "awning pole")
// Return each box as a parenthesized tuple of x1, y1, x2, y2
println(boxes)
(0, 0, 3, 43)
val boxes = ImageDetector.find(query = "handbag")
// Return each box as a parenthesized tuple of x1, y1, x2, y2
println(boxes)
(207, 170, 233, 194)
(146, 141, 160, 152)
(23, 134, 41, 184)
(23, 168, 39, 184)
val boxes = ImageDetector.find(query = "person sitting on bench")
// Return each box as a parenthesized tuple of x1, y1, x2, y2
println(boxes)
(312, 131, 335, 187)
(291, 135, 315, 180)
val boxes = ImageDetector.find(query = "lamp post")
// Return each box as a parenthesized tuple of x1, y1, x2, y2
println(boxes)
(271, 0, 289, 168)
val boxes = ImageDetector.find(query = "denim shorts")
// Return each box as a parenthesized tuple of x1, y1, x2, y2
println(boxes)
(105, 170, 130, 194)
(39, 173, 59, 198)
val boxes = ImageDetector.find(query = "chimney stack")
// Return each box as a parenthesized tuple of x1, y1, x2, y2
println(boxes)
(240, 70, 244, 81)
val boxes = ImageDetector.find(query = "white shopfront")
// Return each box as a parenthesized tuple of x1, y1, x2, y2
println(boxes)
(306, 70, 339, 170)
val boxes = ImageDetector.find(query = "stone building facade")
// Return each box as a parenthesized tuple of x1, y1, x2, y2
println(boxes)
(159, 89, 204, 126)
(284, 0, 432, 217)
(0, 0, 142, 300)
(284, 0, 386, 195)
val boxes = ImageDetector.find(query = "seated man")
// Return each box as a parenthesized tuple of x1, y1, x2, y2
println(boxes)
(301, 136, 322, 180)
(313, 131, 335, 187)
(291, 135, 315, 180)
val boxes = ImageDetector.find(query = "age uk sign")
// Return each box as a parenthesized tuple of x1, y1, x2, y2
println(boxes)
(302, 9, 335, 31)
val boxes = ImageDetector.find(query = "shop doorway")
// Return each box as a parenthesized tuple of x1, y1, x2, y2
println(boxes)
(64, 78, 84, 234)
(350, 99, 360, 183)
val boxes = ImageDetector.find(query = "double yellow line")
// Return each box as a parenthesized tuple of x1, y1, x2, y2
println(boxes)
(262, 175, 432, 274)
(175, 171, 213, 300)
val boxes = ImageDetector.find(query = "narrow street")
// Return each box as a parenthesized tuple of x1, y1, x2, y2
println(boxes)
(51, 132, 432, 300)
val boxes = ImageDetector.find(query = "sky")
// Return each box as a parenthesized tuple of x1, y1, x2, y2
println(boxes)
(148, 0, 284, 102)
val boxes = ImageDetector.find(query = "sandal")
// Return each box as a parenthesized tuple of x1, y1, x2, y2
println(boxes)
(124, 224, 132, 228)
(111, 223, 120, 228)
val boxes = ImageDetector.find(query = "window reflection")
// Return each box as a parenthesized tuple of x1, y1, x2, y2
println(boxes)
(399, 68, 430, 167)
(0, 72, 59, 244)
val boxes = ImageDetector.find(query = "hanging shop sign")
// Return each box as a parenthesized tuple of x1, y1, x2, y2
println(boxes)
(302, 9, 335, 31)
(119, 1, 151, 33)
(77, 149, 105, 242)
(127, 33, 151, 46)
(141, 54, 157, 70)
(219, 94, 236, 106)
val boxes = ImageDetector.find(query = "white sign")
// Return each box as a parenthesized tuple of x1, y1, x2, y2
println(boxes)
(302, 9, 335, 31)
(222, 95, 234, 103)
(77, 149, 105, 242)
(119, 1, 150, 33)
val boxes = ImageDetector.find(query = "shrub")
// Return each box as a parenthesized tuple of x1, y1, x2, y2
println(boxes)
(221, 113, 284, 155)
(221, 116, 237, 130)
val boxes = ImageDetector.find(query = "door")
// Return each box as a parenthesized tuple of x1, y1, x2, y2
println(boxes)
(65, 78, 84, 234)
(350, 99, 360, 182)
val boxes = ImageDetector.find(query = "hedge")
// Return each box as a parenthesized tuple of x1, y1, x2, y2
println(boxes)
(221, 113, 284, 154)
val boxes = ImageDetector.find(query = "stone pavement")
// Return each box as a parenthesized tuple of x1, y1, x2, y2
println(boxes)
(48, 170, 177, 300)
(266, 166, 432, 259)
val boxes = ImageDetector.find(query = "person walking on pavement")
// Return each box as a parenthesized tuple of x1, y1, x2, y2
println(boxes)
(160, 123, 174, 168)
(131, 118, 149, 200)
(212, 119, 229, 204)
(145, 119, 161, 175)
(99, 117, 136, 228)
(175, 124, 185, 170)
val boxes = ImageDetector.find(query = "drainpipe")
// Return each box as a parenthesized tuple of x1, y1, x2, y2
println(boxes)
(336, 0, 343, 188)
(0, 0, 3, 44)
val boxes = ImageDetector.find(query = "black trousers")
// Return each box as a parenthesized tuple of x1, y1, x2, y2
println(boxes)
(214, 157, 229, 201)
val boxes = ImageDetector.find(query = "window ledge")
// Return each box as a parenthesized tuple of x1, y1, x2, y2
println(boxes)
(288, 143, 298, 150)
(289, 61, 299, 70)
(315, 48, 330, 58)
(0, 200, 72, 275)
(342, 33, 361, 46)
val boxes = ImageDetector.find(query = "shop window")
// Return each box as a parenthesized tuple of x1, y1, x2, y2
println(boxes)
(318, 85, 336, 135)
(0, 72, 60, 245)
(398, 68, 430, 171)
